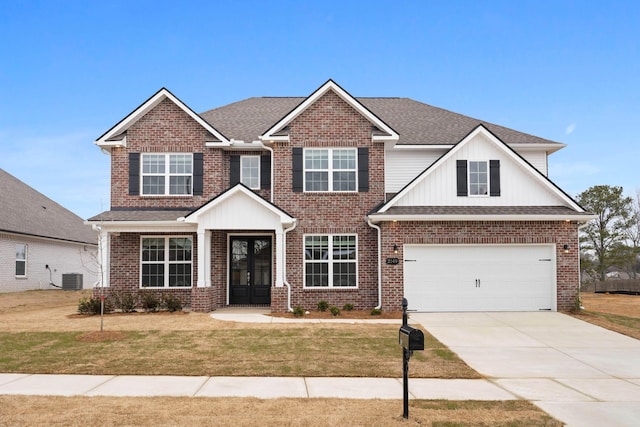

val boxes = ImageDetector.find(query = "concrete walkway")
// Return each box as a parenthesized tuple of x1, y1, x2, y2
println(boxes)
(0, 374, 513, 400)
(412, 312, 640, 427)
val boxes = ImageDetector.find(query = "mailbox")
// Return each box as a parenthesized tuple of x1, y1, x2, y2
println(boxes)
(398, 324, 424, 351)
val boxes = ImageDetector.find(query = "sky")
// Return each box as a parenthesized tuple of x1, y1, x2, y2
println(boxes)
(1, 0, 639, 219)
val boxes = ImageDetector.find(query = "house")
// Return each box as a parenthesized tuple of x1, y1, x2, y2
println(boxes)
(0, 169, 99, 292)
(88, 80, 592, 312)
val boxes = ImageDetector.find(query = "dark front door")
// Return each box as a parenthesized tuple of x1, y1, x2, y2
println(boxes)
(229, 236, 272, 305)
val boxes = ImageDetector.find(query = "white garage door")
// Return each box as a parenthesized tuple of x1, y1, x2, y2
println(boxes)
(403, 245, 556, 312)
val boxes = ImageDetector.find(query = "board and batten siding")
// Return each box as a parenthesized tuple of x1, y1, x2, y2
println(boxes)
(393, 133, 561, 207)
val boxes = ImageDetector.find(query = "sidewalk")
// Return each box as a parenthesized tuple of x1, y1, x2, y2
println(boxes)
(0, 373, 514, 400)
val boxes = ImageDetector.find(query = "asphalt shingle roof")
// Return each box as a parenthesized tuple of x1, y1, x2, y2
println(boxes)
(0, 169, 97, 245)
(88, 210, 192, 222)
(199, 96, 560, 146)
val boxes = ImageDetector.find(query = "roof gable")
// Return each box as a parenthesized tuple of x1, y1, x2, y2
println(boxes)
(184, 184, 295, 229)
(260, 79, 399, 143)
(378, 125, 584, 214)
(96, 88, 230, 151)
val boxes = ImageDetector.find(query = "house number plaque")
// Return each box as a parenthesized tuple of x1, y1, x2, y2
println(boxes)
(385, 257, 400, 265)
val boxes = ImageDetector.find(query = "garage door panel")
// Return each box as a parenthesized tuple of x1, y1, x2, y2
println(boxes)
(404, 245, 555, 312)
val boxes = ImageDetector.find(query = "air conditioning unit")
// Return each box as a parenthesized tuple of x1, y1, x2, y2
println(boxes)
(62, 273, 83, 290)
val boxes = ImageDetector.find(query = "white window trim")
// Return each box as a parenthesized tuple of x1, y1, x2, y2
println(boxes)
(303, 148, 357, 193)
(141, 153, 193, 196)
(140, 236, 193, 289)
(240, 155, 261, 190)
(303, 234, 358, 289)
(15, 243, 27, 278)
(468, 160, 490, 197)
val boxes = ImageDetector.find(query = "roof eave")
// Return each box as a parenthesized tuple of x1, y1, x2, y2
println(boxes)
(368, 214, 596, 223)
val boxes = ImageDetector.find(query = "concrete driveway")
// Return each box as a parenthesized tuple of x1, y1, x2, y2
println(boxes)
(411, 312, 640, 427)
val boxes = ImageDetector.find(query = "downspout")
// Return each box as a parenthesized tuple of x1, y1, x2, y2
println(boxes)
(366, 216, 382, 310)
(283, 219, 298, 312)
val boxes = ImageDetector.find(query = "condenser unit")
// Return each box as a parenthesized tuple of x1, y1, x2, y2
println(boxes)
(62, 273, 83, 290)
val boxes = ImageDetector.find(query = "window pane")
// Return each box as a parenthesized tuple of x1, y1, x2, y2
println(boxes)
(305, 236, 328, 260)
(142, 238, 165, 262)
(305, 171, 328, 191)
(332, 149, 356, 169)
(169, 264, 191, 287)
(169, 154, 192, 174)
(305, 262, 328, 287)
(169, 238, 192, 261)
(141, 264, 164, 287)
(469, 161, 488, 196)
(16, 260, 26, 276)
(305, 149, 328, 169)
(333, 262, 356, 287)
(332, 236, 356, 260)
(143, 176, 165, 195)
(333, 171, 356, 191)
(143, 154, 165, 174)
(169, 176, 192, 195)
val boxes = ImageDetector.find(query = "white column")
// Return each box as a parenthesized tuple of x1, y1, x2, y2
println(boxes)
(275, 228, 284, 287)
(204, 229, 211, 287)
(99, 230, 110, 287)
(196, 227, 207, 287)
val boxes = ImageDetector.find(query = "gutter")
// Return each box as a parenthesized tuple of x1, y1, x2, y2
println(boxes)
(366, 216, 382, 310)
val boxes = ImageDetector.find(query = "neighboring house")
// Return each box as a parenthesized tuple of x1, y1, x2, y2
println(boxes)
(89, 80, 592, 312)
(0, 169, 99, 292)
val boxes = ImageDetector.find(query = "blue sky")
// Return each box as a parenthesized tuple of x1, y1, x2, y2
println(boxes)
(1, 1, 638, 219)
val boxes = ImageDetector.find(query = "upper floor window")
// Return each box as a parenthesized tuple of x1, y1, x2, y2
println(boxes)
(141, 154, 193, 195)
(15, 243, 27, 277)
(457, 159, 500, 197)
(469, 161, 488, 196)
(304, 148, 356, 192)
(241, 156, 260, 189)
(304, 234, 357, 288)
(141, 236, 192, 288)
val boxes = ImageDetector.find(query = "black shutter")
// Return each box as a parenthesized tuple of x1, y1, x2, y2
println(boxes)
(129, 153, 140, 195)
(292, 148, 303, 192)
(260, 155, 271, 189)
(456, 160, 468, 197)
(357, 147, 369, 192)
(230, 155, 240, 186)
(489, 160, 500, 197)
(193, 153, 203, 196)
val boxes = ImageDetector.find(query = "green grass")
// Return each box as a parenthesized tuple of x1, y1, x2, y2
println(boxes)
(0, 325, 478, 378)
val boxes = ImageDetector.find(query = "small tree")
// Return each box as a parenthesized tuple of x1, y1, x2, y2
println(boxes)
(577, 185, 632, 283)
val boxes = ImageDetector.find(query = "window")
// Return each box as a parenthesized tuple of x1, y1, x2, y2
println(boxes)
(241, 156, 260, 189)
(141, 237, 192, 288)
(304, 148, 357, 192)
(141, 154, 193, 195)
(469, 161, 488, 196)
(456, 160, 500, 197)
(304, 235, 357, 287)
(15, 244, 26, 277)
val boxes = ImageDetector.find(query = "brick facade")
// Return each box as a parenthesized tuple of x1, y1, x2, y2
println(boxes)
(96, 86, 583, 314)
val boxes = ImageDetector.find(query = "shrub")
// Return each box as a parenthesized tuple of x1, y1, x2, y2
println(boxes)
(112, 291, 137, 313)
(78, 296, 113, 315)
(162, 294, 183, 312)
(329, 306, 340, 316)
(317, 300, 329, 312)
(140, 292, 161, 312)
(342, 303, 354, 311)
(370, 308, 382, 316)
(292, 306, 305, 317)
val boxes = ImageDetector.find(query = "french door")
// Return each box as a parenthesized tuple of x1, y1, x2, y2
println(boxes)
(229, 236, 272, 305)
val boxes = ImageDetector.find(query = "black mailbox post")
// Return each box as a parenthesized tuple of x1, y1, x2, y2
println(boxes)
(399, 298, 424, 419)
